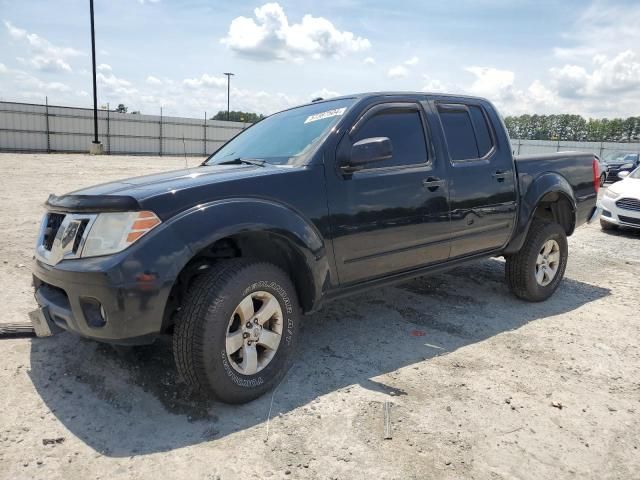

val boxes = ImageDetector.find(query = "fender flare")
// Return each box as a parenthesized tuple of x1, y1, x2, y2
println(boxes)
(504, 172, 577, 254)
(162, 197, 329, 310)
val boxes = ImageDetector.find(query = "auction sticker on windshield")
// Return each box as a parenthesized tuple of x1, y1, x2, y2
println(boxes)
(304, 107, 347, 124)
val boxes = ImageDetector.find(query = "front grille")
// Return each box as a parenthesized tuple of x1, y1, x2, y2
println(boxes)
(619, 215, 640, 226)
(43, 213, 65, 251)
(616, 198, 640, 212)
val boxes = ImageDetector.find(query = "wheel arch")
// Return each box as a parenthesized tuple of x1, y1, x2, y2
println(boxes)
(504, 172, 576, 255)
(160, 198, 329, 331)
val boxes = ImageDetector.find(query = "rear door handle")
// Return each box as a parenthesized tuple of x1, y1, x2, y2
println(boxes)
(423, 177, 445, 191)
(492, 170, 509, 182)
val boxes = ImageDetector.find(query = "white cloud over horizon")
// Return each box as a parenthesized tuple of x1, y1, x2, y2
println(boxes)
(1, 1, 639, 118)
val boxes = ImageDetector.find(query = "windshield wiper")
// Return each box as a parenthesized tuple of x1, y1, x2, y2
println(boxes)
(217, 157, 267, 167)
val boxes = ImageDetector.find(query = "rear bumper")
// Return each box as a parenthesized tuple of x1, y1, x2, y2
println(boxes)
(32, 256, 170, 345)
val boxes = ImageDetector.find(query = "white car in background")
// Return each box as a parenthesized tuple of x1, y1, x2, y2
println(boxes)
(600, 167, 640, 231)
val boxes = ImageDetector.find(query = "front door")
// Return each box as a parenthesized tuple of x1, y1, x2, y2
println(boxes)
(327, 102, 451, 285)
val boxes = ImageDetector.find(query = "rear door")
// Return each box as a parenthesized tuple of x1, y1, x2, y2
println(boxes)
(433, 101, 517, 258)
(326, 101, 451, 284)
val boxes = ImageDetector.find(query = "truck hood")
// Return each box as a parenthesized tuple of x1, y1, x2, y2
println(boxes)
(608, 177, 640, 197)
(46, 163, 290, 219)
(67, 163, 270, 197)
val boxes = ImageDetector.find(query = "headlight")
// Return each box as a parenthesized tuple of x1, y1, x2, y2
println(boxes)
(621, 163, 634, 169)
(604, 189, 620, 199)
(82, 211, 161, 258)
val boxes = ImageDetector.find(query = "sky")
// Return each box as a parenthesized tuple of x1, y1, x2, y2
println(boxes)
(1, 0, 639, 118)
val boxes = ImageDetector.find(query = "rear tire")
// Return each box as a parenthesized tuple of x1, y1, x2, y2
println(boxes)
(173, 259, 300, 404)
(505, 220, 568, 302)
(600, 218, 617, 231)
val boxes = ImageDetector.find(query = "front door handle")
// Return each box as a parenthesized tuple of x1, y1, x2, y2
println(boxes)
(423, 177, 445, 191)
(492, 170, 509, 182)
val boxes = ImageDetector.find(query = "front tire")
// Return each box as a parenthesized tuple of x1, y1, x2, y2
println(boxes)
(173, 259, 300, 404)
(505, 221, 568, 302)
(600, 173, 606, 187)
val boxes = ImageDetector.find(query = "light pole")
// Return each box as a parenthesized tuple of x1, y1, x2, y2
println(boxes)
(89, 0, 103, 154)
(223, 72, 234, 121)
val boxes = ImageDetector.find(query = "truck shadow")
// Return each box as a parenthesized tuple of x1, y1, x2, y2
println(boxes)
(28, 258, 610, 457)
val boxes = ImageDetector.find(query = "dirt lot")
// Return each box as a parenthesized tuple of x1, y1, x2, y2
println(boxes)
(0, 153, 639, 480)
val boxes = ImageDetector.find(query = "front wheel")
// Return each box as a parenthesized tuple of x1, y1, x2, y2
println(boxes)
(505, 221, 568, 302)
(173, 259, 301, 403)
(600, 173, 606, 187)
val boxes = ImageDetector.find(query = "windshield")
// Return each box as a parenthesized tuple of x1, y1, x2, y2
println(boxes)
(630, 167, 640, 179)
(604, 151, 639, 164)
(205, 98, 356, 166)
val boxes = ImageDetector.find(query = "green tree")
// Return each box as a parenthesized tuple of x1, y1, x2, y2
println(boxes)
(115, 103, 128, 113)
(211, 110, 265, 123)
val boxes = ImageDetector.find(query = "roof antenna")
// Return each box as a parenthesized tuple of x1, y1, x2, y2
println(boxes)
(312, 97, 324, 102)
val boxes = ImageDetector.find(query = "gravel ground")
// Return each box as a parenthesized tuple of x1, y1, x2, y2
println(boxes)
(0, 153, 639, 480)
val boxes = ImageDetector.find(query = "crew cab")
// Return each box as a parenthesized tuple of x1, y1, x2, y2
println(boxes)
(31, 92, 600, 403)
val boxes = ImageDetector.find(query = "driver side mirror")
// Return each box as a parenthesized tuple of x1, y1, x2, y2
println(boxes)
(343, 137, 393, 172)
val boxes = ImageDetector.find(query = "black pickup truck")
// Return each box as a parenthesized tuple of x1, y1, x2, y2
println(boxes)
(31, 92, 600, 403)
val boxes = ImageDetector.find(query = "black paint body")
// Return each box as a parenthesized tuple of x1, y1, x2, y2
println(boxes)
(32, 92, 598, 344)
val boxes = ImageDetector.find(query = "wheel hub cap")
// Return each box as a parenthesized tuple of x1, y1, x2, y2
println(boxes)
(225, 291, 283, 376)
(535, 239, 561, 287)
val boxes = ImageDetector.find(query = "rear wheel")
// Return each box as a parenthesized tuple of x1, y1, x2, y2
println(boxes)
(505, 220, 568, 302)
(173, 259, 300, 403)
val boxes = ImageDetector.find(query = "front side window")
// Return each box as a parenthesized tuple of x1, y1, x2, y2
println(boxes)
(206, 98, 356, 166)
(352, 108, 428, 169)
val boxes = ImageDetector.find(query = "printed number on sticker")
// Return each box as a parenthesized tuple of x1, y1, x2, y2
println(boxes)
(304, 108, 346, 124)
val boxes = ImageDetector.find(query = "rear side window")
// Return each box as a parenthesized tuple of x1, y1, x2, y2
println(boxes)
(353, 109, 428, 168)
(438, 104, 494, 161)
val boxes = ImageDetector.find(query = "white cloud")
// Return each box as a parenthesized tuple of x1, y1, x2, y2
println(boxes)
(387, 65, 409, 78)
(388, 57, 419, 79)
(551, 50, 640, 98)
(3, 20, 83, 73)
(97, 63, 112, 72)
(554, 2, 640, 60)
(465, 66, 515, 98)
(183, 73, 226, 89)
(221, 2, 370, 61)
(421, 75, 448, 93)
(97, 71, 137, 96)
(0, 63, 7, 74)
(363, 57, 375, 65)
(146, 75, 162, 85)
(310, 87, 340, 100)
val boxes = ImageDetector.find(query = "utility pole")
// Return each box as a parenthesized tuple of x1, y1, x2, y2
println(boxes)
(89, 0, 103, 154)
(223, 72, 234, 121)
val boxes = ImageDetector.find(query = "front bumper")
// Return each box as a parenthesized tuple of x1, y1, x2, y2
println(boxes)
(599, 196, 640, 229)
(32, 255, 171, 345)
